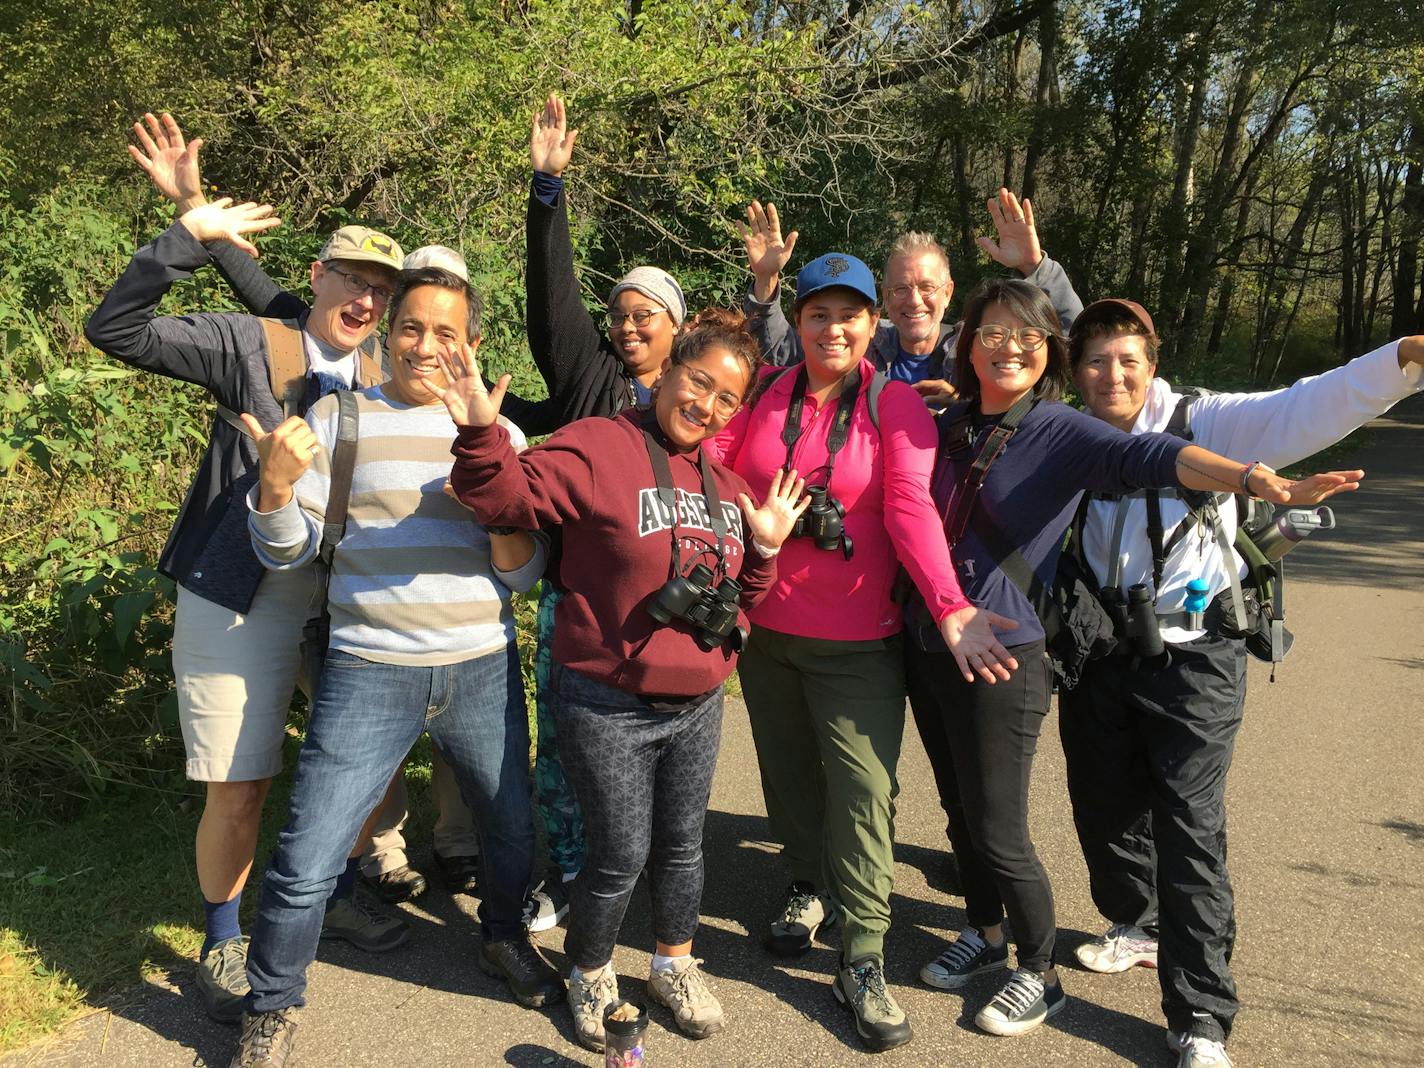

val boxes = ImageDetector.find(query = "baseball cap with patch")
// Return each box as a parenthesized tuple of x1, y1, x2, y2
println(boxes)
(318, 226, 404, 272)
(795, 253, 878, 306)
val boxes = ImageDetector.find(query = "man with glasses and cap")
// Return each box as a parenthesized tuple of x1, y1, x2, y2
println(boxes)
(85, 183, 406, 1026)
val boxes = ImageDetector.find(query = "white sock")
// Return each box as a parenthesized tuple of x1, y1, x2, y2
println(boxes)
(571, 961, 611, 982)
(651, 952, 689, 973)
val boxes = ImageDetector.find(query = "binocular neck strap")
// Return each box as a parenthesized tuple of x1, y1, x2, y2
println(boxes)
(781, 365, 864, 491)
(640, 413, 727, 579)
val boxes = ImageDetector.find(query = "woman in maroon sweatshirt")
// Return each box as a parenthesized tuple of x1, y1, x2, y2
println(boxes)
(441, 310, 806, 1051)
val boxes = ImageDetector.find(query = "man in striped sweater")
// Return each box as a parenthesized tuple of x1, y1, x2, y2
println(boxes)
(234, 267, 562, 1068)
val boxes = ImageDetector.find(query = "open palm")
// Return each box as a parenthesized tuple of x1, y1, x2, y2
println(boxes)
(737, 468, 809, 550)
(530, 93, 579, 176)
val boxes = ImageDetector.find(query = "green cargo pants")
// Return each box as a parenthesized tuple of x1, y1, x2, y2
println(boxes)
(738, 624, 906, 963)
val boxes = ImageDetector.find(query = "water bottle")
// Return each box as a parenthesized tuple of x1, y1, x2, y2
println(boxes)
(1251, 506, 1336, 562)
(1184, 578, 1211, 630)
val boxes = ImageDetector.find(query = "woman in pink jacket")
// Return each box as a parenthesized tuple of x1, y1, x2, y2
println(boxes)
(708, 252, 1011, 1052)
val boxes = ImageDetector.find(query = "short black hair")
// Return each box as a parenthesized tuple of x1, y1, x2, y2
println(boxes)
(952, 279, 1068, 404)
(388, 266, 483, 342)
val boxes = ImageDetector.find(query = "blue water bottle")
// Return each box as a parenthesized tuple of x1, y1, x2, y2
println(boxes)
(1184, 578, 1211, 630)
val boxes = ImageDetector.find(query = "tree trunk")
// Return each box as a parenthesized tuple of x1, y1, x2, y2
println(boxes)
(1392, 122, 1423, 336)
(1020, 2, 1058, 202)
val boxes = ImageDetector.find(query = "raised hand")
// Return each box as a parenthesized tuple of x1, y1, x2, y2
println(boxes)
(938, 603, 1021, 684)
(239, 413, 319, 511)
(735, 200, 799, 300)
(737, 468, 810, 551)
(128, 112, 205, 211)
(178, 198, 280, 257)
(530, 93, 579, 177)
(1249, 467, 1364, 506)
(976, 188, 1044, 275)
(433, 343, 509, 427)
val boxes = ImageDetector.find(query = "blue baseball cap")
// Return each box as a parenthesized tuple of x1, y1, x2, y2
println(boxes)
(795, 253, 878, 306)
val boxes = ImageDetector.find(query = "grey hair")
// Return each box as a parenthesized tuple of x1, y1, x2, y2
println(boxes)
(883, 231, 950, 284)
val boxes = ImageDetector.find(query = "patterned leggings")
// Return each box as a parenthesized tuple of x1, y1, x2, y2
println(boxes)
(552, 664, 723, 968)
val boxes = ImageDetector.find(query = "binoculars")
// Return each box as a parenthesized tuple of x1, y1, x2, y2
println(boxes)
(1101, 583, 1164, 660)
(792, 486, 852, 558)
(647, 562, 746, 651)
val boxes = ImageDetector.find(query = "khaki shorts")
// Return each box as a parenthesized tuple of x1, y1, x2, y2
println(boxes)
(173, 569, 315, 782)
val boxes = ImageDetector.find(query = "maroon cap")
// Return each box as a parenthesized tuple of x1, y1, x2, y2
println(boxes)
(1072, 298, 1156, 339)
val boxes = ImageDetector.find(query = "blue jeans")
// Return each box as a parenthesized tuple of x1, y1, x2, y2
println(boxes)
(247, 644, 534, 1012)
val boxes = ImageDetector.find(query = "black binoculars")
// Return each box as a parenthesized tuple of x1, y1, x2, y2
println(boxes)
(791, 486, 852, 559)
(647, 563, 746, 651)
(1101, 583, 1164, 660)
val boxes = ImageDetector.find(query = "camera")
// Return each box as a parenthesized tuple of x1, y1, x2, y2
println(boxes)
(647, 563, 746, 651)
(792, 485, 852, 559)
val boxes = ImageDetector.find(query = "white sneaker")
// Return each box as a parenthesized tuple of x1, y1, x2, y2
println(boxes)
(1074, 924, 1158, 973)
(1167, 1030, 1233, 1067)
(522, 879, 569, 933)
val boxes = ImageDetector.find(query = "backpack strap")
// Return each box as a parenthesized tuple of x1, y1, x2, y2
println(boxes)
(865, 370, 887, 432)
(318, 389, 361, 568)
(259, 317, 308, 419)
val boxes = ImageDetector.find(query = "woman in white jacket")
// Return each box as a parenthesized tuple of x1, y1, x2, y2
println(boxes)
(1059, 297, 1423, 1068)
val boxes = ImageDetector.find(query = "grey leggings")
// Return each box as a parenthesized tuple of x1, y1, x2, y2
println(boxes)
(552, 665, 723, 968)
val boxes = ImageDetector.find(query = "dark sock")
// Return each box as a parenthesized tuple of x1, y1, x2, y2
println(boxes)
(201, 894, 242, 959)
(331, 857, 360, 904)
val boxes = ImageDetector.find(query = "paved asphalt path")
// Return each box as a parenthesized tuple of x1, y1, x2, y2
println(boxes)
(11, 396, 1423, 1068)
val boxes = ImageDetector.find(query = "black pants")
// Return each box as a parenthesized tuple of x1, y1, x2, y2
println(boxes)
(1059, 631, 1246, 1042)
(907, 639, 1057, 973)
(553, 664, 723, 969)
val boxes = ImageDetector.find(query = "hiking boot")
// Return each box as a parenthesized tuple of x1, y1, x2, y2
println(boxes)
(919, 926, 1009, 990)
(229, 1008, 299, 1068)
(567, 962, 619, 1051)
(974, 968, 1065, 1036)
(833, 956, 912, 1051)
(478, 934, 564, 1008)
(647, 956, 724, 1039)
(433, 851, 480, 896)
(763, 881, 836, 957)
(359, 863, 427, 904)
(1167, 1025, 1234, 1067)
(522, 879, 569, 933)
(196, 936, 250, 1024)
(320, 892, 409, 953)
(1075, 924, 1158, 973)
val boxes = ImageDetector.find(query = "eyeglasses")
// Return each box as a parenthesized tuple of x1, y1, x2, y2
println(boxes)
(606, 307, 667, 329)
(679, 366, 742, 416)
(325, 265, 393, 304)
(974, 324, 1052, 351)
(887, 280, 950, 302)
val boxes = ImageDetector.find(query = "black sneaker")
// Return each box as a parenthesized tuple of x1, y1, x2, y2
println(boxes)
(196, 936, 249, 1024)
(764, 881, 836, 957)
(919, 926, 1009, 989)
(974, 968, 1065, 1036)
(833, 955, 912, 1051)
(229, 1008, 299, 1068)
(478, 934, 565, 1008)
(434, 851, 481, 896)
(360, 863, 427, 904)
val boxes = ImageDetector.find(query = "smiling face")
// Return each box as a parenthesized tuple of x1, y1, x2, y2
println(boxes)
(654, 344, 752, 450)
(968, 300, 1050, 413)
(307, 258, 397, 351)
(1075, 332, 1156, 431)
(883, 250, 952, 353)
(385, 284, 474, 406)
(607, 290, 676, 377)
(794, 289, 878, 391)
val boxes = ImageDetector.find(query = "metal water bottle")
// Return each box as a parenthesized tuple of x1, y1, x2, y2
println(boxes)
(1251, 506, 1336, 562)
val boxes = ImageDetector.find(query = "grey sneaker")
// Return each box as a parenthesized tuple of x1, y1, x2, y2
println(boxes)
(197, 936, 250, 1024)
(763, 881, 836, 956)
(833, 956, 912, 1051)
(647, 956, 724, 1039)
(320, 892, 409, 953)
(1075, 923, 1158, 973)
(1168, 1029, 1234, 1067)
(920, 926, 1009, 990)
(567, 962, 619, 1051)
(229, 1007, 299, 1068)
(974, 968, 1065, 1036)
(522, 879, 569, 933)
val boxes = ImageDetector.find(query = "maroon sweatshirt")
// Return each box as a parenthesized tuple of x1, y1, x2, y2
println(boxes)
(451, 410, 776, 697)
